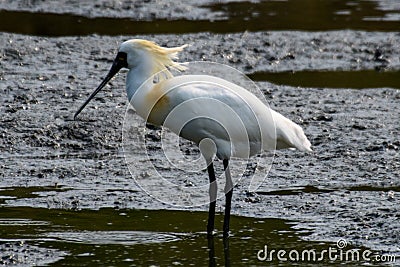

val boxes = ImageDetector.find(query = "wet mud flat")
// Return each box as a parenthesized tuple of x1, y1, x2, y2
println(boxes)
(0, 0, 220, 20)
(0, 0, 400, 30)
(1, 29, 399, 265)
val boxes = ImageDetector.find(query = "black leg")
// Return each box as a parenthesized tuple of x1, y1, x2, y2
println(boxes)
(207, 162, 217, 237)
(223, 159, 233, 237)
(223, 236, 231, 267)
(207, 236, 216, 267)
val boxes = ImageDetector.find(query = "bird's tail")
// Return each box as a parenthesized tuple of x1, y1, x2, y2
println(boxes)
(272, 110, 312, 152)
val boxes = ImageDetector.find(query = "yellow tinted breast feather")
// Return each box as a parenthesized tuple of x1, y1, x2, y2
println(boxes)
(146, 82, 170, 124)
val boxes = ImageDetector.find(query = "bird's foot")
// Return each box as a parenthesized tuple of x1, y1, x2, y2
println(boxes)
(223, 230, 231, 239)
(207, 229, 216, 238)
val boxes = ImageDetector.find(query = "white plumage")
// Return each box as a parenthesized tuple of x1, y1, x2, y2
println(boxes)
(119, 40, 311, 159)
(74, 39, 312, 237)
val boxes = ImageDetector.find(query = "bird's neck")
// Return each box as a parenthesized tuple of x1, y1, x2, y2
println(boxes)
(126, 60, 154, 103)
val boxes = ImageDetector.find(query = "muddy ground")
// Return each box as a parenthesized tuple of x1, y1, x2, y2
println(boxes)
(1, 30, 399, 257)
(1, 0, 400, 263)
(0, 0, 222, 20)
(1, 0, 400, 22)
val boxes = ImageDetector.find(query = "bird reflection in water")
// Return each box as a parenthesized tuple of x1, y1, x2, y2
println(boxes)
(208, 237, 231, 267)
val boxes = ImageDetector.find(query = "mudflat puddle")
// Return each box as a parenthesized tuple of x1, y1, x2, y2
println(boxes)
(0, 0, 399, 36)
(0, 206, 360, 266)
(1, 185, 395, 266)
(249, 70, 400, 89)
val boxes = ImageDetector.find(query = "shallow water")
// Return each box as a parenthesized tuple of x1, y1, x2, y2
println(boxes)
(1, 2, 398, 90)
(0, 206, 362, 266)
(0, 0, 399, 36)
(248, 70, 400, 89)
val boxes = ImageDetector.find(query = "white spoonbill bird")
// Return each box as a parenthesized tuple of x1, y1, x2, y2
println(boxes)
(74, 39, 312, 237)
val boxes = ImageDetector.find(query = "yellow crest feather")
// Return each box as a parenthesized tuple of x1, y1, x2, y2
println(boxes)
(132, 39, 187, 81)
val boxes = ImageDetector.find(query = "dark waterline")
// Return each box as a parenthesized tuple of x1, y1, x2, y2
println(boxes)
(0, 0, 399, 36)
(249, 70, 400, 89)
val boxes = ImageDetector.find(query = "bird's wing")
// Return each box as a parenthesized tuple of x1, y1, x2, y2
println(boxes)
(141, 75, 311, 157)
(143, 75, 267, 158)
